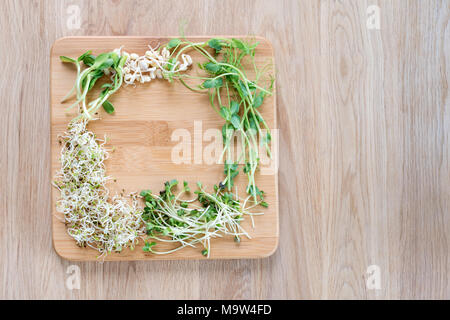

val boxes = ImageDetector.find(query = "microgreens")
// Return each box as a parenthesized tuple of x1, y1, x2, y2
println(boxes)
(53, 120, 144, 256)
(163, 37, 275, 204)
(60, 50, 127, 119)
(140, 180, 263, 257)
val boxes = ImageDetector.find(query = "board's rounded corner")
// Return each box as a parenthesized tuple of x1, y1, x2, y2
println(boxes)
(252, 35, 275, 53)
(52, 236, 77, 261)
(259, 236, 279, 259)
(50, 36, 75, 56)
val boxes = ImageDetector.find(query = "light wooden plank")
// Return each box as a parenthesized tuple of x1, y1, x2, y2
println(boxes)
(0, 0, 448, 299)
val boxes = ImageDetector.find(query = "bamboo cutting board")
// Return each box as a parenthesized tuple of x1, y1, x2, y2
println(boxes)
(50, 36, 278, 261)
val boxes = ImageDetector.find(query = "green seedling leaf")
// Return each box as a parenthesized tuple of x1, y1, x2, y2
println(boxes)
(180, 202, 188, 208)
(248, 117, 257, 131)
(101, 83, 113, 89)
(238, 79, 249, 97)
(102, 100, 115, 114)
(81, 54, 96, 67)
(167, 38, 181, 49)
(247, 185, 264, 199)
(97, 58, 114, 71)
(222, 123, 233, 142)
(92, 53, 111, 68)
(183, 181, 190, 192)
(243, 162, 251, 173)
(118, 55, 128, 68)
(143, 241, 156, 252)
(230, 114, 241, 129)
(208, 39, 222, 53)
(232, 38, 250, 54)
(140, 190, 152, 197)
(204, 62, 221, 74)
(202, 78, 223, 89)
(230, 101, 240, 115)
(111, 52, 120, 67)
(77, 50, 92, 62)
(254, 92, 265, 108)
(219, 107, 231, 121)
(88, 70, 104, 90)
(169, 179, 178, 187)
(224, 161, 239, 186)
(60, 56, 76, 63)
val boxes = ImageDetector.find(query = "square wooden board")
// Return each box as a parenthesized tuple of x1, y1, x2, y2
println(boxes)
(50, 36, 278, 261)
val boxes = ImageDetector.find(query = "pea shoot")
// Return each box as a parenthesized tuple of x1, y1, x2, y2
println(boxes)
(162, 37, 275, 204)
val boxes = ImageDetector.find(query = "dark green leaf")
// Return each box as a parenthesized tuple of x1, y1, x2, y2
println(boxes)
(88, 71, 104, 90)
(167, 38, 181, 49)
(180, 202, 188, 208)
(230, 114, 241, 129)
(222, 123, 232, 141)
(248, 117, 257, 131)
(208, 39, 222, 53)
(140, 190, 151, 197)
(143, 241, 157, 252)
(204, 62, 221, 73)
(102, 100, 115, 114)
(254, 92, 265, 108)
(111, 52, 120, 67)
(230, 101, 240, 115)
(238, 80, 249, 97)
(60, 56, 76, 63)
(169, 179, 178, 187)
(225, 73, 239, 82)
(97, 58, 114, 71)
(77, 50, 92, 62)
(232, 38, 250, 54)
(219, 107, 231, 121)
(118, 55, 128, 68)
(203, 78, 223, 89)
(81, 54, 96, 67)
(101, 83, 113, 89)
(92, 53, 110, 68)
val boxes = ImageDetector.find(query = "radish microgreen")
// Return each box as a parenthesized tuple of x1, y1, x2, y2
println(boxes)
(140, 180, 263, 257)
(60, 50, 127, 119)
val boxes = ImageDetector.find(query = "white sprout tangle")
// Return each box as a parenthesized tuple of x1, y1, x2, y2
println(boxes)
(116, 44, 193, 85)
(53, 119, 145, 257)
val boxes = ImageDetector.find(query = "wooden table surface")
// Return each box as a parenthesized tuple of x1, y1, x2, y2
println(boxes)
(1, 0, 448, 299)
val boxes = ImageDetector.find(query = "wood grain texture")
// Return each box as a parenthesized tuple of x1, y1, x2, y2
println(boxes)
(0, 0, 449, 299)
(50, 36, 278, 261)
